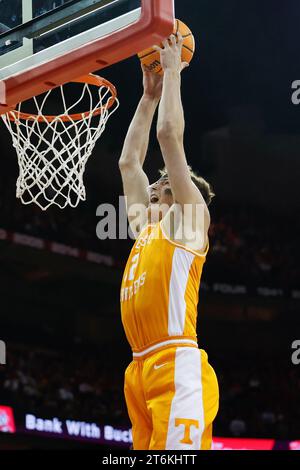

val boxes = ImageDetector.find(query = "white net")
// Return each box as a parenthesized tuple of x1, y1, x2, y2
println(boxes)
(1, 75, 119, 210)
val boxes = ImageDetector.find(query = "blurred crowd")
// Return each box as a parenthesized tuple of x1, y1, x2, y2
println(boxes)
(215, 355, 300, 439)
(0, 0, 68, 28)
(0, 343, 126, 426)
(1, 343, 299, 440)
(34, 1, 68, 18)
(0, 0, 138, 27)
(206, 210, 299, 288)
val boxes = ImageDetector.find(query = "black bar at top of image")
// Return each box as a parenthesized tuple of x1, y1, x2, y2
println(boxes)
(0, 0, 140, 48)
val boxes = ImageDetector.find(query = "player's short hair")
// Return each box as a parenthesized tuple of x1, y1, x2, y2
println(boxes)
(158, 167, 215, 206)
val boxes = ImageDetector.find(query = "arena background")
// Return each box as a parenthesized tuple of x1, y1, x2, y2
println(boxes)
(0, 0, 300, 451)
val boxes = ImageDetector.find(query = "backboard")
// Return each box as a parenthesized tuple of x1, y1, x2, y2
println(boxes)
(0, 0, 174, 114)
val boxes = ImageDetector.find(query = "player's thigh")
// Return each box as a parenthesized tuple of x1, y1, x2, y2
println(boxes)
(145, 348, 218, 450)
(124, 361, 152, 450)
(143, 349, 177, 450)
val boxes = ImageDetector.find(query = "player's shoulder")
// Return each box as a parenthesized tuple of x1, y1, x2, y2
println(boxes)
(160, 214, 209, 257)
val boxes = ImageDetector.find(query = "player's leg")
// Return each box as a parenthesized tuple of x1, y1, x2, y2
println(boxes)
(124, 361, 152, 450)
(199, 350, 219, 450)
(144, 347, 219, 450)
(142, 348, 177, 449)
(200, 423, 213, 450)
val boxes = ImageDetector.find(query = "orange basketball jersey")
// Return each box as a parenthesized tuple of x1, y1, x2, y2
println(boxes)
(121, 222, 208, 357)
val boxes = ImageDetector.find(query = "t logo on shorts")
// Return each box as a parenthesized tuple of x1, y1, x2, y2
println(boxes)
(175, 418, 199, 445)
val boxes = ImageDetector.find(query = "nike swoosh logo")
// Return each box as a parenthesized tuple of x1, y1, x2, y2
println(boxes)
(154, 363, 168, 370)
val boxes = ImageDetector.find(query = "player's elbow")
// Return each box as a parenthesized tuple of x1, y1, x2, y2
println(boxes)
(119, 157, 132, 175)
(118, 156, 139, 174)
(157, 122, 184, 143)
(118, 157, 129, 169)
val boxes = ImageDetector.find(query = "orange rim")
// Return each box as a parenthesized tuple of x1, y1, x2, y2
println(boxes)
(7, 74, 118, 123)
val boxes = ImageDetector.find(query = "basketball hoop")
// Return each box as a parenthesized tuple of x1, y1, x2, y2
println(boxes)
(1, 74, 119, 210)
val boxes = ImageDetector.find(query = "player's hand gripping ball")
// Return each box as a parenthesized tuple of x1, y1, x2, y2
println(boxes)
(138, 19, 195, 75)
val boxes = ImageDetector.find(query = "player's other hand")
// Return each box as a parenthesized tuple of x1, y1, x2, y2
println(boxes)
(154, 33, 189, 74)
(142, 65, 163, 100)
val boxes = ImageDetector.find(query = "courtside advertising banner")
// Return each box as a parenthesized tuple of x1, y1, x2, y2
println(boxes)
(0, 407, 298, 450)
(0, 406, 16, 433)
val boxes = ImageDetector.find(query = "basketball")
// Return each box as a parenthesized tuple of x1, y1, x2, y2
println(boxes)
(138, 19, 195, 75)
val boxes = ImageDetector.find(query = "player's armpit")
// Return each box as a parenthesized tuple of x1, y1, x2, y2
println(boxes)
(161, 203, 210, 253)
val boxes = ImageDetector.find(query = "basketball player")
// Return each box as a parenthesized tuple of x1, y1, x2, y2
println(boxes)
(119, 34, 219, 450)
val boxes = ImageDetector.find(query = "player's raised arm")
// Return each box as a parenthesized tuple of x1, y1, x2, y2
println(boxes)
(155, 34, 210, 244)
(119, 67, 163, 234)
(155, 35, 201, 207)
